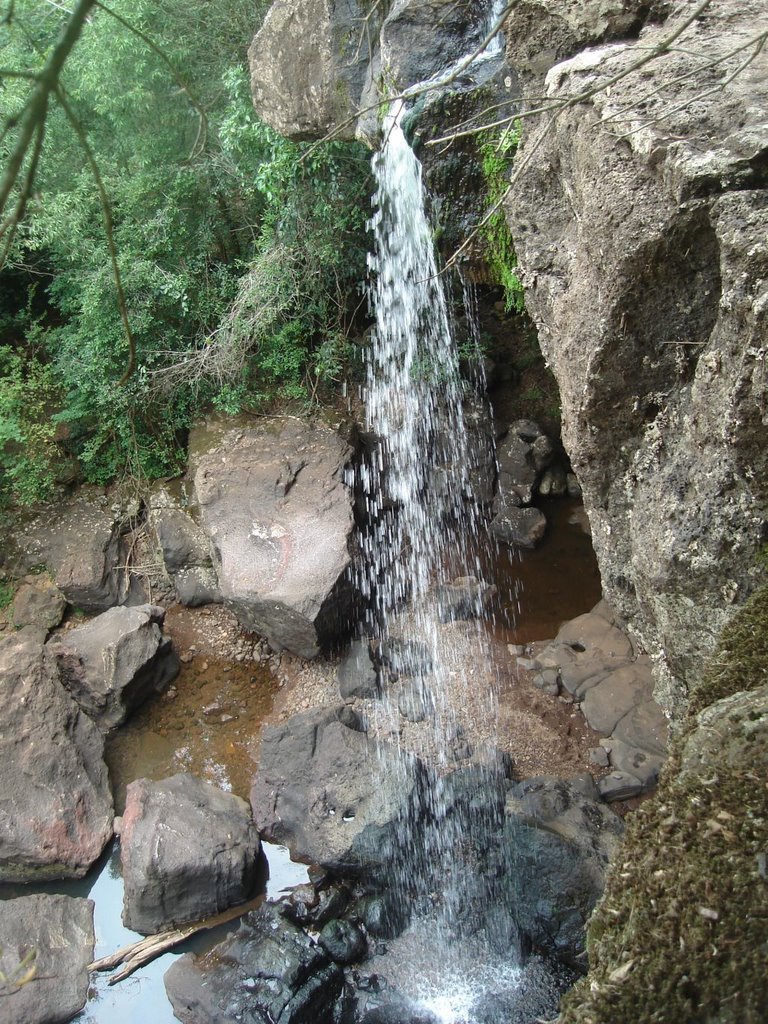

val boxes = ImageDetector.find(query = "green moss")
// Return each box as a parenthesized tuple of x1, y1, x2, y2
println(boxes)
(559, 587, 768, 1023)
(688, 584, 768, 716)
(480, 124, 525, 314)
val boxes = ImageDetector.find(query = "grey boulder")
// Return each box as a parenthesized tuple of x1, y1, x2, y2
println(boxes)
(11, 577, 67, 631)
(503, 776, 624, 964)
(191, 417, 357, 659)
(251, 706, 422, 873)
(0, 894, 94, 1024)
(48, 604, 179, 732)
(0, 629, 113, 881)
(121, 773, 260, 934)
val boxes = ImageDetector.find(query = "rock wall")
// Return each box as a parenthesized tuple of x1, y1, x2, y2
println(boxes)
(247, 0, 767, 716)
(504, 0, 768, 712)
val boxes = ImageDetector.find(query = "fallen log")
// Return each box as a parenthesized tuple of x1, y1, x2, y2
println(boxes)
(89, 893, 265, 984)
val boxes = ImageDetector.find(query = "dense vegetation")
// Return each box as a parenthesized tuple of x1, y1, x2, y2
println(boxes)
(0, 0, 372, 505)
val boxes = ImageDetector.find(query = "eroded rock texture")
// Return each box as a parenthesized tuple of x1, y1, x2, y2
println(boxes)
(190, 416, 357, 658)
(505, 0, 768, 711)
(0, 894, 94, 1024)
(0, 629, 113, 881)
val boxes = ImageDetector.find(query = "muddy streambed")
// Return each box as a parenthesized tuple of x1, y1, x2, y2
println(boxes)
(0, 497, 602, 1023)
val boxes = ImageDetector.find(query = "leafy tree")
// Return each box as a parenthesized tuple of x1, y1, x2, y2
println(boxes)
(0, 0, 371, 503)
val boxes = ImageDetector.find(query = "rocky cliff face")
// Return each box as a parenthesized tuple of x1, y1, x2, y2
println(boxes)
(504, 0, 768, 713)
(248, 0, 767, 717)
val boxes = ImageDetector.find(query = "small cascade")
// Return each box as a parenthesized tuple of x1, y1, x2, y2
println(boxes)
(356, 14, 531, 1013)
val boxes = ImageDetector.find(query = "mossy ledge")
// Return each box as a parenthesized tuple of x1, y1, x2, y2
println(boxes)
(558, 585, 768, 1024)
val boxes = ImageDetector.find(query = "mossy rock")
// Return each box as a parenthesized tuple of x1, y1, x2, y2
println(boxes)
(558, 586, 768, 1024)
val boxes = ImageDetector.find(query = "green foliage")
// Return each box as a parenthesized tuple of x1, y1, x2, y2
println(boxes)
(0, 340, 61, 505)
(480, 123, 525, 314)
(0, 579, 14, 609)
(0, 0, 371, 499)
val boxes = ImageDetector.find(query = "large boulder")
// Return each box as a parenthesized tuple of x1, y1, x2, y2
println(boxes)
(2, 489, 130, 612)
(165, 901, 344, 1024)
(0, 629, 113, 881)
(0, 894, 94, 1024)
(505, 0, 768, 713)
(503, 776, 624, 965)
(121, 773, 261, 934)
(191, 416, 357, 659)
(251, 706, 422, 873)
(10, 576, 67, 631)
(248, 0, 379, 141)
(47, 604, 179, 732)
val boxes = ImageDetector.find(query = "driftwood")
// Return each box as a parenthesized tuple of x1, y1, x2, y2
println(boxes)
(89, 894, 265, 985)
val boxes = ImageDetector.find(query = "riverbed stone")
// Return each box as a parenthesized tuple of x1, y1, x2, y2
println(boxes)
(11, 577, 67, 631)
(0, 893, 94, 1024)
(597, 770, 644, 802)
(48, 604, 179, 732)
(490, 504, 547, 548)
(318, 917, 367, 964)
(251, 706, 422, 873)
(164, 900, 344, 1024)
(191, 416, 357, 659)
(581, 663, 653, 735)
(434, 575, 497, 622)
(121, 773, 260, 934)
(0, 629, 113, 881)
(337, 639, 380, 699)
(607, 738, 665, 790)
(503, 776, 625, 964)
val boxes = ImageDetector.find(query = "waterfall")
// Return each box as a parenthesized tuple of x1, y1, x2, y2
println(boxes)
(358, 101, 522, 1024)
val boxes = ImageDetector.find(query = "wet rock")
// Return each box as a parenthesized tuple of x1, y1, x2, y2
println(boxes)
(283, 884, 349, 929)
(318, 918, 367, 964)
(381, 0, 497, 92)
(496, 431, 539, 506)
(0, 894, 94, 1024)
(376, 637, 433, 677)
(48, 604, 179, 732)
(191, 417, 357, 659)
(11, 577, 67, 631)
(397, 680, 434, 723)
(538, 464, 568, 497)
(503, 776, 624, 964)
(434, 575, 497, 622)
(489, 504, 547, 548)
(0, 629, 113, 881)
(251, 707, 422, 874)
(164, 901, 343, 1024)
(338, 639, 380, 699)
(121, 773, 260, 934)
(352, 890, 410, 940)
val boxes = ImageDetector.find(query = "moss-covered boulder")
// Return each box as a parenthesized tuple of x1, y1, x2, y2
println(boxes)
(558, 586, 768, 1023)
